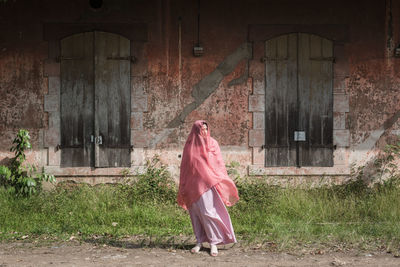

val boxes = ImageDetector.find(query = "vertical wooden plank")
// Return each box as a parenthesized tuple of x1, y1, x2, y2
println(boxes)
(298, 33, 333, 166)
(60, 32, 94, 167)
(95, 32, 131, 167)
(265, 34, 297, 166)
(297, 33, 311, 166)
(286, 33, 298, 166)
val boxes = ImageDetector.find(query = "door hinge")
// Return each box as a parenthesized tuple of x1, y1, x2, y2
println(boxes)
(106, 56, 137, 63)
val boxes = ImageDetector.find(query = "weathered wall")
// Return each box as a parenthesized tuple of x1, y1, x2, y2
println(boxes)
(0, 0, 399, 183)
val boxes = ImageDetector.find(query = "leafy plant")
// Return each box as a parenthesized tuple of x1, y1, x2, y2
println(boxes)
(0, 129, 55, 196)
(119, 155, 177, 203)
(226, 161, 241, 181)
(374, 136, 400, 184)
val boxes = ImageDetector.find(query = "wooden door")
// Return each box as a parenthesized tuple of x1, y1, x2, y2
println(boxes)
(60, 33, 94, 167)
(60, 31, 131, 167)
(264, 33, 333, 167)
(94, 32, 131, 167)
(264, 34, 298, 166)
(297, 33, 333, 166)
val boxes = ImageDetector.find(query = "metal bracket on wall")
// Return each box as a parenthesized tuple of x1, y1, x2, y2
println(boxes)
(260, 56, 288, 62)
(106, 56, 137, 63)
(55, 56, 85, 63)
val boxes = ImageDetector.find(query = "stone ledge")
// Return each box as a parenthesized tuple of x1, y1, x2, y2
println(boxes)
(44, 166, 146, 177)
(248, 165, 351, 176)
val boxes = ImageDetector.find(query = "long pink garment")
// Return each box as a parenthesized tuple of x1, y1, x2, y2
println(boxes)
(177, 120, 239, 210)
(189, 187, 237, 245)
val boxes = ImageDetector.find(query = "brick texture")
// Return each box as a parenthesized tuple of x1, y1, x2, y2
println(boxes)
(131, 130, 149, 148)
(131, 76, 147, 96)
(333, 94, 349, 112)
(48, 146, 61, 166)
(44, 128, 60, 147)
(249, 129, 265, 147)
(44, 61, 60, 77)
(131, 95, 148, 112)
(44, 94, 60, 112)
(130, 112, 143, 130)
(48, 77, 60, 95)
(333, 112, 346, 129)
(333, 129, 350, 147)
(249, 95, 265, 112)
(252, 147, 265, 165)
(253, 112, 265, 129)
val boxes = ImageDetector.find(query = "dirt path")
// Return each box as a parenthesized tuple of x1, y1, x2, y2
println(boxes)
(1, 241, 399, 267)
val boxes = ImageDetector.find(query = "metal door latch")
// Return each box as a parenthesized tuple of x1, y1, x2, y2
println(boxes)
(294, 131, 306, 141)
(96, 136, 103, 145)
(91, 135, 103, 145)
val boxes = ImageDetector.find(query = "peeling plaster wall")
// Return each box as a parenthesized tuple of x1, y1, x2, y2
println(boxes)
(0, 44, 47, 166)
(0, 0, 399, 183)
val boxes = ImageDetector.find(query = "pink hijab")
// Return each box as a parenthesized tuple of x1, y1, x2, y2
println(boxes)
(177, 120, 239, 210)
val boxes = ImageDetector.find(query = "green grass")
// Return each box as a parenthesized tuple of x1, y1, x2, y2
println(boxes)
(0, 184, 191, 239)
(1, 175, 400, 251)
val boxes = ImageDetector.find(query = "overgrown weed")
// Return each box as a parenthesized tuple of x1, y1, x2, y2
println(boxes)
(1, 154, 400, 252)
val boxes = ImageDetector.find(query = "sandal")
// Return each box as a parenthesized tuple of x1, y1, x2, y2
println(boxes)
(191, 243, 202, 254)
(210, 244, 218, 257)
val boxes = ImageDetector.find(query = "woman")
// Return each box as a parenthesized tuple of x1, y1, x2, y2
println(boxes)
(177, 120, 239, 256)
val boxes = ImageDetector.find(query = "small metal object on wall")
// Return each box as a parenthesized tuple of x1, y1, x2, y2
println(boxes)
(193, 46, 204, 57)
(294, 131, 306, 141)
(395, 45, 400, 58)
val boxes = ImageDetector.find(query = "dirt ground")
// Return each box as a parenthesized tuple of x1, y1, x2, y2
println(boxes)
(1, 240, 400, 267)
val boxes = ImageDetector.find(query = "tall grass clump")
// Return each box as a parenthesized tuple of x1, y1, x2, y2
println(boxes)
(119, 155, 178, 204)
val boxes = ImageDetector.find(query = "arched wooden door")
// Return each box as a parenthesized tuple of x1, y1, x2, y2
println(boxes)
(264, 33, 333, 167)
(60, 31, 131, 167)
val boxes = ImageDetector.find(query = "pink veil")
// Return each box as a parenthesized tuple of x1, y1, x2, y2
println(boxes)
(177, 120, 239, 210)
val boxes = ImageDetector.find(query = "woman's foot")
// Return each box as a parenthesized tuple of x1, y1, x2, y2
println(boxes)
(210, 244, 218, 257)
(191, 243, 202, 254)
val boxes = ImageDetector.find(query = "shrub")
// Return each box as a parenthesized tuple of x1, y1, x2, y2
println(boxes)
(120, 155, 177, 204)
(0, 129, 55, 196)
